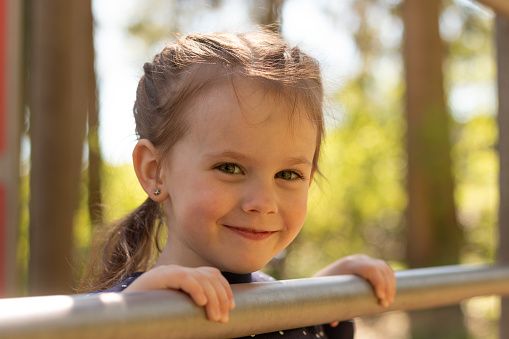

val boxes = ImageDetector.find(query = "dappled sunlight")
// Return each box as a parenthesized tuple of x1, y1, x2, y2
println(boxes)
(463, 296, 500, 338)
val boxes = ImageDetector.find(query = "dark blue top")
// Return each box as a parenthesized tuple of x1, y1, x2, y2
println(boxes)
(99, 271, 354, 338)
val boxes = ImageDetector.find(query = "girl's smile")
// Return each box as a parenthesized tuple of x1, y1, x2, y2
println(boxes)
(154, 79, 318, 273)
(223, 225, 277, 241)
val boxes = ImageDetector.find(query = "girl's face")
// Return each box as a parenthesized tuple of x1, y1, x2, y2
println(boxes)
(160, 80, 318, 273)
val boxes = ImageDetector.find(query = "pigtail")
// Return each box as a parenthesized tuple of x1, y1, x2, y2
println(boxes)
(79, 197, 164, 292)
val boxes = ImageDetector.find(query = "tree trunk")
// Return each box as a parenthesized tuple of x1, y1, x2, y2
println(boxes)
(253, 0, 284, 33)
(86, 1, 102, 229)
(28, 0, 89, 295)
(403, 0, 465, 337)
(496, 13, 509, 339)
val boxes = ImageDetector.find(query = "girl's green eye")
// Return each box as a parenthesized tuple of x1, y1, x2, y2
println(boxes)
(217, 163, 242, 174)
(276, 170, 301, 180)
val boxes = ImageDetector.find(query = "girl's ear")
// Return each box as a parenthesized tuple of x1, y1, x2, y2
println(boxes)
(133, 139, 168, 202)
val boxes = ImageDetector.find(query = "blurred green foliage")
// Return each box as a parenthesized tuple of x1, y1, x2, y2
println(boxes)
(287, 76, 407, 277)
(72, 164, 147, 275)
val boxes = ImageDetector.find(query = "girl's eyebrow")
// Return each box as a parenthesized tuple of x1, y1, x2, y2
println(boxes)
(283, 156, 313, 168)
(205, 150, 312, 167)
(204, 151, 252, 163)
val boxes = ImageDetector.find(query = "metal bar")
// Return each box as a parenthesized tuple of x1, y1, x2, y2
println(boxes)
(1, 264, 509, 339)
(475, 0, 509, 19)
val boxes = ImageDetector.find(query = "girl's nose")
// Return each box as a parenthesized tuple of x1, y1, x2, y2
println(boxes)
(241, 181, 278, 215)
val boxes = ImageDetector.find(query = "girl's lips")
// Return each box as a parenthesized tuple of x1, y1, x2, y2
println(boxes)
(225, 225, 276, 240)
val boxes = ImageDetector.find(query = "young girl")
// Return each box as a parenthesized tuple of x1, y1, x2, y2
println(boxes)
(83, 30, 395, 338)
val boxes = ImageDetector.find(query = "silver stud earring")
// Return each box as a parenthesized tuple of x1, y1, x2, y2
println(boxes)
(153, 188, 161, 196)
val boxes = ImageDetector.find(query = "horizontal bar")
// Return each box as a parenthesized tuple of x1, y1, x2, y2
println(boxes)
(1, 264, 509, 339)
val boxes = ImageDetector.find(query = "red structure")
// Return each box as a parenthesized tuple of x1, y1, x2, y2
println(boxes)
(0, 0, 22, 297)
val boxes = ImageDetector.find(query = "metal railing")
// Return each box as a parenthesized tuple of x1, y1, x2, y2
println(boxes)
(1, 264, 509, 339)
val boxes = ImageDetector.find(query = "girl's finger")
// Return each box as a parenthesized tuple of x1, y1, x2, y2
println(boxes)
(387, 268, 397, 304)
(217, 272, 235, 310)
(380, 265, 395, 307)
(199, 277, 223, 323)
(366, 269, 384, 298)
(364, 267, 390, 307)
(177, 274, 209, 307)
(208, 275, 233, 323)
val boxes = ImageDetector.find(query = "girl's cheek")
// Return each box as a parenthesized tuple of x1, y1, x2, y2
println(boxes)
(297, 196, 310, 220)
(191, 184, 231, 214)
(284, 196, 308, 228)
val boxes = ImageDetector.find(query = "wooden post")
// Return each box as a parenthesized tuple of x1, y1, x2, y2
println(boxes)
(0, 0, 7, 298)
(496, 12, 509, 339)
(28, 1, 89, 295)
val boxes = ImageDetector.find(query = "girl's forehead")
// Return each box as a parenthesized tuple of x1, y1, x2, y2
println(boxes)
(180, 80, 314, 144)
(190, 79, 311, 127)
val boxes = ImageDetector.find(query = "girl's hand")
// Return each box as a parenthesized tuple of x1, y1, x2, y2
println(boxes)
(124, 265, 235, 324)
(313, 254, 396, 327)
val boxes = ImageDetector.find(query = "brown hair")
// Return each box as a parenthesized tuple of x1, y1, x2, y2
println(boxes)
(80, 30, 324, 292)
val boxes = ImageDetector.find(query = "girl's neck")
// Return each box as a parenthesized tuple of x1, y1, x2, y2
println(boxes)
(153, 243, 185, 268)
(153, 246, 253, 283)
(153, 241, 214, 269)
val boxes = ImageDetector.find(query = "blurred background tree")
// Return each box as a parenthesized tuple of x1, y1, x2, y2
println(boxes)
(26, 0, 93, 296)
(404, 0, 464, 337)
(8, 0, 505, 337)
